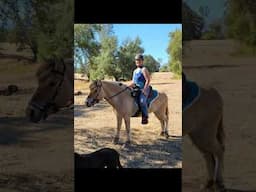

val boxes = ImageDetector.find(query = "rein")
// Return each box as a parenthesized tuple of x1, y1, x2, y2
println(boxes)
(105, 86, 130, 100)
(93, 82, 130, 100)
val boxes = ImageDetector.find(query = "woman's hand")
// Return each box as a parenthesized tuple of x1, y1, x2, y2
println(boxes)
(142, 88, 147, 95)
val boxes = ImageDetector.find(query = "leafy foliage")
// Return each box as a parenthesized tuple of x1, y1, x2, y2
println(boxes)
(74, 24, 167, 80)
(167, 29, 182, 77)
(226, 0, 256, 47)
(159, 64, 170, 72)
(0, 0, 73, 62)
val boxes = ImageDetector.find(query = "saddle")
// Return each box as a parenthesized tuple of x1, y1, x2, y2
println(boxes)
(182, 79, 200, 112)
(130, 85, 156, 117)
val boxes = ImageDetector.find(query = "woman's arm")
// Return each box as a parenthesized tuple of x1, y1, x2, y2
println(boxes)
(142, 67, 150, 94)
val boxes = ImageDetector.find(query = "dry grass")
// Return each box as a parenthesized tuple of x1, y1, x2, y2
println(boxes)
(0, 43, 33, 58)
(74, 72, 182, 168)
(0, 59, 38, 117)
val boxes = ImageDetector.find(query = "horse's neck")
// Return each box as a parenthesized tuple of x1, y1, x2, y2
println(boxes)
(102, 81, 132, 106)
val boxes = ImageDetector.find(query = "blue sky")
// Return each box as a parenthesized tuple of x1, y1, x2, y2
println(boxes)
(113, 24, 182, 66)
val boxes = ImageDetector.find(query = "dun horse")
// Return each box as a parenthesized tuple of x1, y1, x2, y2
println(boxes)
(183, 86, 225, 192)
(26, 58, 74, 123)
(86, 80, 169, 144)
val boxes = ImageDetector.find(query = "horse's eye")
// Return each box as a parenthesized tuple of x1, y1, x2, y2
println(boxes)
(49, 81, 56, 87)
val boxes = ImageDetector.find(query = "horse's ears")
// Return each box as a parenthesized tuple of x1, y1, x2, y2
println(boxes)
(96, 80, 102, 87)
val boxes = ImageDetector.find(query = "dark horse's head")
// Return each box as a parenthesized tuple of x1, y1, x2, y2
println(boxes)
(85, 80, 103, 107)
(26, 58, 73, 123)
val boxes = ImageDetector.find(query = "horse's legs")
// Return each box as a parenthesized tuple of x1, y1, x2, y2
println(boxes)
(154, 112, 164, 133)
(214, 147, 225, 190)
(124, 116, 131, 144)
(114, 114, 122, 144)
(189, 134, 225, 191)
(164, 107, 169, 137)
(154, 109, 169, 138)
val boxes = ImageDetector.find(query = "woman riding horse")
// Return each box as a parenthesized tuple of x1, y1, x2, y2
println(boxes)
(128, 54, 151, 124)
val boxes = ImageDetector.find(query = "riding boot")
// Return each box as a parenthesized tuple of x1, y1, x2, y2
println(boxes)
(140, 102, 148, 124)
(141, 106, 148, 124)
(139, 88, 149, 124)
(141, 116, 148, 124)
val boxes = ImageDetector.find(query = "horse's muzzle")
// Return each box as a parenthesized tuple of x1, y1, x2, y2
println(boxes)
(85, 98, 99, 107)
(86, 101, 92, 107)
(26, 101, 51, 123)
(26, 104, 44, 123)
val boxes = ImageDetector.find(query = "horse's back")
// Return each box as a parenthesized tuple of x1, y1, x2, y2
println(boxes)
(148, 91, 168, 112)
(183, 87, 223, 135)
(201, 87, 223, 109)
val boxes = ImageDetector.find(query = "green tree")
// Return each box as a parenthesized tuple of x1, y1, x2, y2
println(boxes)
(91, 35, 119, 80)
(36, 0, 73, 61)
(0, 0, 73, 62)
(74, 24, 101, 78)
(183, 2, 204, 41)
(226, 0, 256, 47)
(143, 55, 160, 73)
(201, 19, 224, 40)
(159, 64, 170, 72)
(167, 29, 182, 77)
(0, 0, 38, 60)
(116, 37, 144, 80)
(88, 24, 120, 80)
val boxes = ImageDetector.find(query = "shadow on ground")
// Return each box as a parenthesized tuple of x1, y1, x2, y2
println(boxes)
(75, 127, 181, 168)
(74, 102, 110, 117)
(0, 110, 73, 145)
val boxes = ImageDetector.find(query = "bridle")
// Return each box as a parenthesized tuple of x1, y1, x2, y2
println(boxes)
(29, 60, 66, 114)
(88, 81, 130, 104)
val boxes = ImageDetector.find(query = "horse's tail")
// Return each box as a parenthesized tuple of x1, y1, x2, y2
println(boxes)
(217, 115, 225, 152)
(163, 93, 169, 121)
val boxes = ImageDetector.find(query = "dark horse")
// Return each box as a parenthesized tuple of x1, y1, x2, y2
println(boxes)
(75, 148, 123, 169)
(26, 58, 73, 123)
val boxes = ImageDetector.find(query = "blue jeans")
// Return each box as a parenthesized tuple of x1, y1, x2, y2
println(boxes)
(139, 87, 150, 118)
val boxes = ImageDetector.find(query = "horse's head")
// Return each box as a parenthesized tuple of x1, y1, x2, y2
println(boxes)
(86, 80, 104, 107)
(26, 58, 73, 123)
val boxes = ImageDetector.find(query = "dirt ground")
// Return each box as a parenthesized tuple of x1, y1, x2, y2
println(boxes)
(182, 40, 256, 191)
(74, 72, 182, 168)
(0, 54, 73, 191)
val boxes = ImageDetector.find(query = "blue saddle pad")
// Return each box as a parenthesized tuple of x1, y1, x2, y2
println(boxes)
(132, 89, 159, 117)
(182, 81, 200, 112)
(147, 89, 158, 108)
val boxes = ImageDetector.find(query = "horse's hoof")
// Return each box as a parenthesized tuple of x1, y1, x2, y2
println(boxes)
(201, 180, 225, 192)
(113, 137, 119, 144)
(160, 132, 165, 136)
(165, 133, 169, 139)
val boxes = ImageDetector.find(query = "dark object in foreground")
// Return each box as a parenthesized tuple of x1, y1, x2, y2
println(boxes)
(0, 84, 19, 96)
(75, 148, 123, 169)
